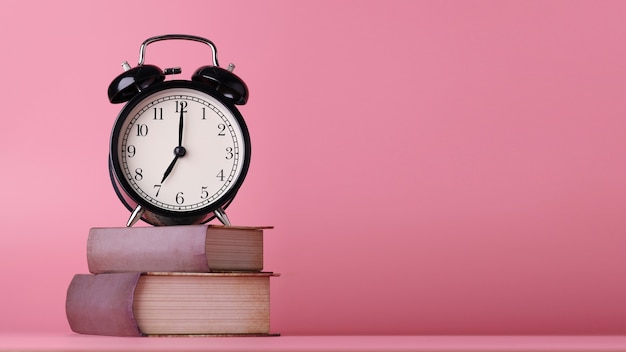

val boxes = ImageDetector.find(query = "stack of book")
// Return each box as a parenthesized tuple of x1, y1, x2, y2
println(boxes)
(65, 225, 277, 336)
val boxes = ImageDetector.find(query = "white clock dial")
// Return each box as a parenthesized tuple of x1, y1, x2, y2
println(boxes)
(116, 87, 247, 212)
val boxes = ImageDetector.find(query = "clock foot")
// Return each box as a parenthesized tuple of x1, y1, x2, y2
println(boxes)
(126, 205, 145, 227)
(214, 207, 231, 226)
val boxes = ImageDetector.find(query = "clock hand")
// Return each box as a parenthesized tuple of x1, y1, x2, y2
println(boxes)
(161, 146, 187, 183)
(178, 108, 184, 147)
(161, 155, 179, 184)
(161, 109, 187, 183)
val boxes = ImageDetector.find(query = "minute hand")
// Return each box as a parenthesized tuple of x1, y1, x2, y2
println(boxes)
(161, 109, 186, 183)
(177, 108, 184, 147)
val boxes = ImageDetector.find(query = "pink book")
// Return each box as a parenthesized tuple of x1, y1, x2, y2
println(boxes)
(66, 272, 276, 336)
(87, 225, 269, 273)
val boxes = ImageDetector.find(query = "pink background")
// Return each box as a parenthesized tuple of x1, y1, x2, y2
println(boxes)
(1, 0, 625, 335)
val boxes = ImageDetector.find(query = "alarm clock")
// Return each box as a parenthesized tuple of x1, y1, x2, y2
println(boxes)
(107, 34, 250, 227)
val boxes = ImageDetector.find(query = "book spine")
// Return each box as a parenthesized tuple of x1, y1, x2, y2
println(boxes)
(66, 273, 143, 336)
(87, 226, 210, 273)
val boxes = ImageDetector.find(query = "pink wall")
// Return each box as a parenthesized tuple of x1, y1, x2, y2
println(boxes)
(1, 0, 625, 334)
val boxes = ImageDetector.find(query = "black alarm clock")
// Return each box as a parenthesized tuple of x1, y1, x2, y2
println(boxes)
(107, 34, 250, 227)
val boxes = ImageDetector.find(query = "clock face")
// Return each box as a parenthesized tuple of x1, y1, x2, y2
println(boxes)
(111, 82, 250, 216)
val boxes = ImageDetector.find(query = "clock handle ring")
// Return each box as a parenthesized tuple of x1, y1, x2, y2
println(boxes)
(138, 34, 219, 67)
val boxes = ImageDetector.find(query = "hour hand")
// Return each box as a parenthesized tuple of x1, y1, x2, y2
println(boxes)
(161, 156, 178, 183)
(161, 146, 186, 183)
